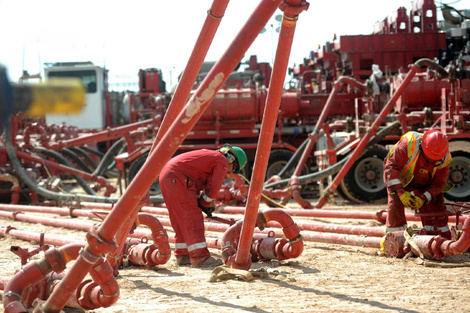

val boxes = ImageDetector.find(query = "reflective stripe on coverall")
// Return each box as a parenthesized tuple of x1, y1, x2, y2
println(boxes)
(160, 149, 228, 260)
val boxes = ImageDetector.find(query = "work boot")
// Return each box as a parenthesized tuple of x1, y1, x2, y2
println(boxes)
(190, 256, 223, 268)
(175, 255, 191, 266)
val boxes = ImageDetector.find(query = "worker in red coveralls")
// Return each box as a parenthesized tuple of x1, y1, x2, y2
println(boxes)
(160, 144, 247, 268)
(383, 129, 452, 239)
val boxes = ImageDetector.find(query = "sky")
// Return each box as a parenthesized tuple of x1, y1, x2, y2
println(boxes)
(0, 0, 468, 90)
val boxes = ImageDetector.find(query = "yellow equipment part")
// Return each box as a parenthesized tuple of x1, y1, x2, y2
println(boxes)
(26, 78, 86, 117)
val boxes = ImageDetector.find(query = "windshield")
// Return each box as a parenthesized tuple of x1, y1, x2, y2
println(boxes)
(47, 70, 97, 93)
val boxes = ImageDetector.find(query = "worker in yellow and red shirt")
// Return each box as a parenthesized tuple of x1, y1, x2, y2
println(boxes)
(160, 144, 247, 268)
(383, 129, 452, 239)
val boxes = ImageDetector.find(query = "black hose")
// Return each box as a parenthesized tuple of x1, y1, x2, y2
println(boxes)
(69, 146, 97, 170)
(264, 121, 400, 189)
(81, 145, 105, 158)
(276, 137, 309, 178)
(33, 147, 96, 195)
(60, 148, 92, 173)
(415, 58, 448, 78)
(93, 138, 125, 177)
(105, 142, 128, 177)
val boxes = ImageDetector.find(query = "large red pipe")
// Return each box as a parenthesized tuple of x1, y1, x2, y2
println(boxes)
(45, 2, 288, 310)
(70, 202, 464, 224)
(0, 204, 387, 242)
(234, 0, 309, 270)
(150, 0, 230, 151)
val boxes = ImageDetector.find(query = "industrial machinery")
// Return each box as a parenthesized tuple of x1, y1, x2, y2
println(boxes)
(0, 1, 470, 312)
(3, 0, 468, 206)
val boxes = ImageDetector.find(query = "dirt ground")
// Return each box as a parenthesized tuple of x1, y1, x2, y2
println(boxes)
(0, 198, 469, 313)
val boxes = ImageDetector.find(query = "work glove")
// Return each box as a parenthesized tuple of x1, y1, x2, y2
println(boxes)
(198, 193, 215, 217)
(395, 188, 416, 208)
(410, 191, 426, 210)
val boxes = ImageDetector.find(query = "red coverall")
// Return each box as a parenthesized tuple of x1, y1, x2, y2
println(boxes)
(383, 138, 450, 237)
(160, 149, 228, 263)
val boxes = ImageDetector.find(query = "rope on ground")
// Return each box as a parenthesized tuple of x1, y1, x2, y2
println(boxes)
(209, 266, 291, 282)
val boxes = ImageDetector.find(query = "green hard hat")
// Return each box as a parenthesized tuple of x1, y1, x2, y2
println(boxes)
(231, 146, 247, 174)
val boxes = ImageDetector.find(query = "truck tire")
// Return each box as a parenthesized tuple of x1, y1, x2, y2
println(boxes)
(444, 141, 470, 202)
(338, 145, 388, 204)
(127, 153, 161, 195)
(266, 149, 308, 179)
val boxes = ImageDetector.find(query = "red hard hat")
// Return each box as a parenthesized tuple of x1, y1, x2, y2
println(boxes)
(421, 130, 449, 160)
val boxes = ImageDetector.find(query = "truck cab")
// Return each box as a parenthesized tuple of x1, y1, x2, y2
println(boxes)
(44, 62, 107, 130)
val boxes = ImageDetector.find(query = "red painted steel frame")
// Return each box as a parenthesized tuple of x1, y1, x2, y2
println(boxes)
(41, 1, 286, 311)
(47, 118, 157, 150)
(0, 148, 114, 195)
(232, 0, 309, 270)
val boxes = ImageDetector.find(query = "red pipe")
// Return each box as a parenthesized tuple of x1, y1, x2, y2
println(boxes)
(438, 213, 470, 257)
(217, 206, 466, 224)
(0, 204, 387, 241)
(150, 0, 230, 151)
(46, 2, 290, 311)
(303, 232, 382, 249)
(234, 0, 309, 270)
(133, 213, 171, 265)
(3, 243, 83, 312)
(0, 206, 171, 270)
(48, 118, 156, 150)
(257, 209, 304, 260)
(316, 59, 447, 208)
(222, 209, 305, 266)
(0, 174, 21, 204)
(289, 76, 367, 208)
(75, 257, 119, 309)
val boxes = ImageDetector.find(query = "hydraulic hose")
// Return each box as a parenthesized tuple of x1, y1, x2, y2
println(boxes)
(33, 147, 96, 195)
(81, 145, 105, 158)
(92, 138, 125, 177)
(275, 137, 309, 178)
(5, 121, 116, 203)
(60, 147, 92, 173)
(69, 146, 97, 170)
(415, 58, 448, 78)
(264, 121, 400, 189)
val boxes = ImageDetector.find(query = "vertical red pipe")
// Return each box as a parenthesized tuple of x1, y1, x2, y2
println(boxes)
(43, 1, 284, 311)
(150, 0, 230, 151)
(232, 0, 309, 270)
(315, 63, 421, 208)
